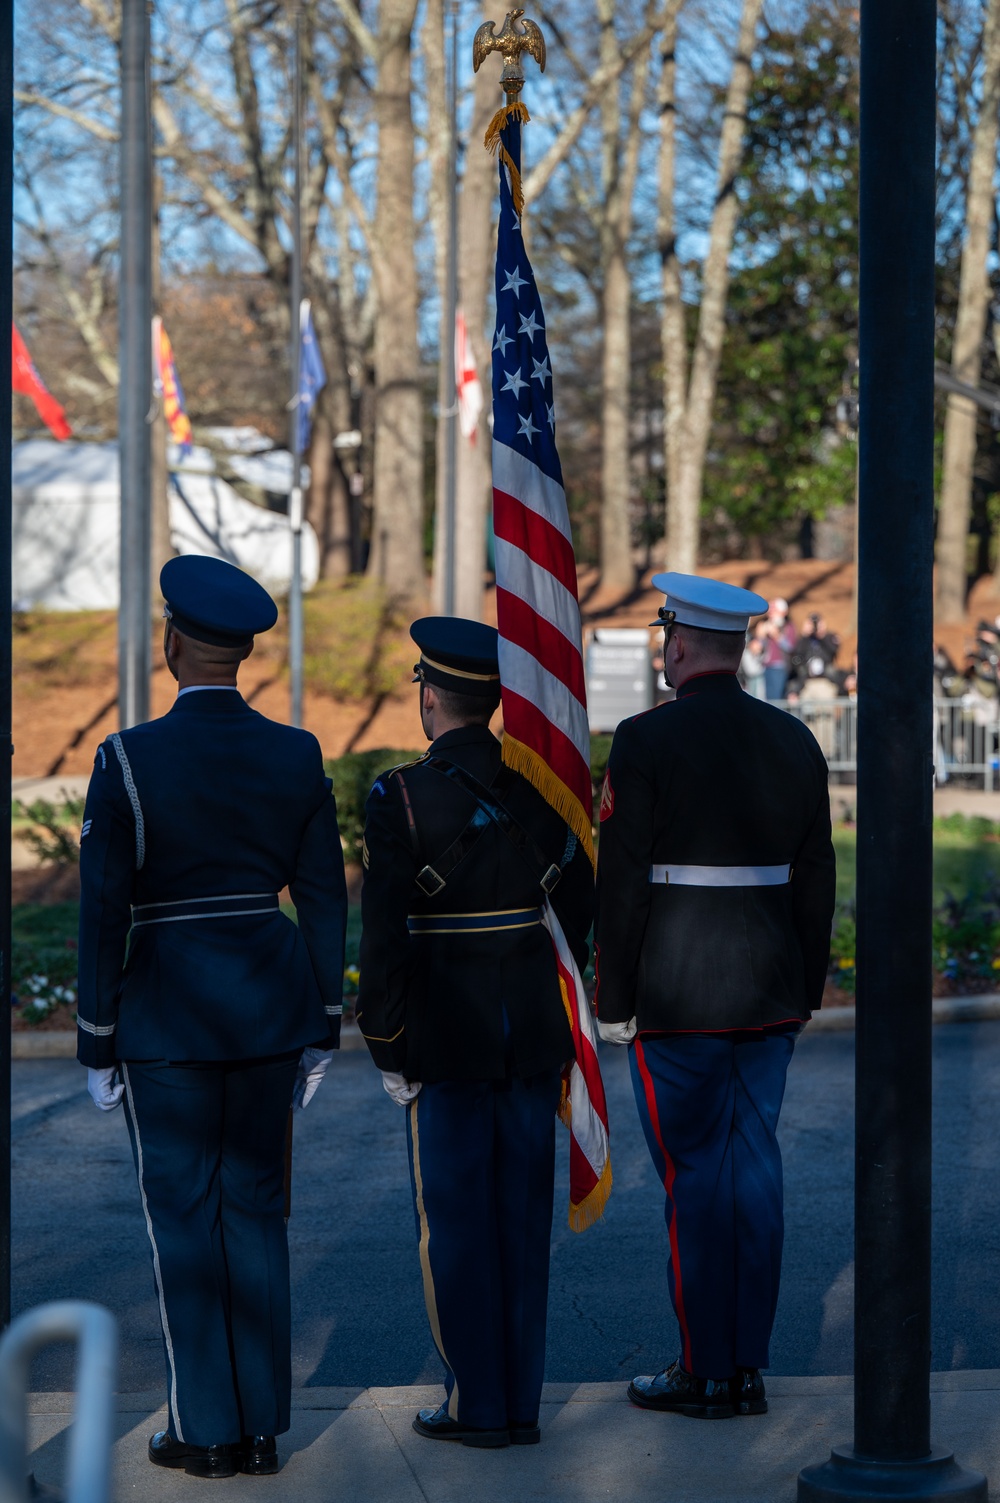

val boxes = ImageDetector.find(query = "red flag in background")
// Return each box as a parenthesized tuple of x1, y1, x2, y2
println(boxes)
(455, 308, 483, 442)
(11, 325, 72, 440)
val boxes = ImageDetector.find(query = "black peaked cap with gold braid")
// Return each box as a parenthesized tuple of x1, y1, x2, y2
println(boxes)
(410, 616, 501, 699)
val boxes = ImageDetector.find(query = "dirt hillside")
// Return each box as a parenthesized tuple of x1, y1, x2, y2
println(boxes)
(13, 561, 1000, 779)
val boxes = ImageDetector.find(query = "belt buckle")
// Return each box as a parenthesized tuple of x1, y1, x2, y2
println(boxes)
(540, 863, 561, 894)
(416, 865, 446, 897)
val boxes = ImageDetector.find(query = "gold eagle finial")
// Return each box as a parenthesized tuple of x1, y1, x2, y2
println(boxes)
(473, 9, 546, 99)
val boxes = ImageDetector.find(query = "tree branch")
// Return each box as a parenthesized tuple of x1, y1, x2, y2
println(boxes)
(330, 0, 378, 60)
(14, 90, 117, 142)
(523, 3, 675, 207)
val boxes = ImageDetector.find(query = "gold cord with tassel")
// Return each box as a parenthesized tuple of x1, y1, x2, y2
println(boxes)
(484, 101, 531, 218)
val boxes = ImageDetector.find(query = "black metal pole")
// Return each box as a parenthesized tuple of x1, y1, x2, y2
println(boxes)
(288, 2, 304, 729)
(118, 0, 152, 729)
(0, 0, 14, 1332)
(441, 0, 459, 616)
(799, 6, 984, 1496)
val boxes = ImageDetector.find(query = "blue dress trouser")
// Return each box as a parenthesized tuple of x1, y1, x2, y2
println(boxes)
(121, 1055, 299, 1447)
(629, 1031, 795, 1380)
(405, 1068, 562, 1430)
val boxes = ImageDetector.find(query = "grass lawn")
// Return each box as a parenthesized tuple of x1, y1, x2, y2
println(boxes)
(833, 813, 1000, 907)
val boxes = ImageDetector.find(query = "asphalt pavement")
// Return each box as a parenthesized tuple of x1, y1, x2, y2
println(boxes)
(12, 1022, 1000, 1394)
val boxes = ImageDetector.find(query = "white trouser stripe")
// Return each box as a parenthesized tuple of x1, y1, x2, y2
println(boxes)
(649, 863, 791, 887)
(122, 1065, 183, 1441)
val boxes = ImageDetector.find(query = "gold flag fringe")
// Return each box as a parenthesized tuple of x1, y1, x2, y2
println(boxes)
(501, 733, 596, 870)
(556, 979, 612, 1232)
(484, 102, 531, 218)
(557, 975, 574, 1129)
(569, 1156, 612, 1233)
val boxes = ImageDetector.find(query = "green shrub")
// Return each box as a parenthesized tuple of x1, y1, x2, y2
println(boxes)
(932, 881, 1000, 987)
(829, 905, 856, 993)
(328, 749, 424, 867)
(14, 798, 85, 866)
(589, 735, 613, 828)
(11, 903, 79, 1019)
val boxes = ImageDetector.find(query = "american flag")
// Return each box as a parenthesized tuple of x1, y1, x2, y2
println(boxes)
(490, 119, 592, 860)
(489, 113, 610, 1231)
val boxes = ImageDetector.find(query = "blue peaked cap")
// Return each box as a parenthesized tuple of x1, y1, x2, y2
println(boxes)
(160, 555, 278, 646)
(410, 616, 501, 699)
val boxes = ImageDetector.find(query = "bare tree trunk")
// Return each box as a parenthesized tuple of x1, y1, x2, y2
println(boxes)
(597, 0, 660, 594)
(937, 0, 1000, 618)
(307, 403, 353, 577)
(453, 64, 499, 621)
(368, 0, 425, 598)
(658, 3, 684, 541)
(666, 0, 762, 576)
(597, 0, 634, 594)
(307, 283, 356, 576)
(423, 0, 452, 610)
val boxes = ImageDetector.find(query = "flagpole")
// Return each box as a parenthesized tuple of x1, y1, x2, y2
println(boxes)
(0, 0, 13, 1330)
(119, 0, 153, 729)
(442, 0, 459, 616)
(289, 1, 304, 729)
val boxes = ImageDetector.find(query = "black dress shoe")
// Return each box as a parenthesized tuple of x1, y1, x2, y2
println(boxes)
(627, 1360, 735, 1419)
(731, 1368, 768, 1415)
(148, 1430, 239, 1478)
(509, 1421, 541, 1446)
(412, 1403, 510, 1448)
(241, 1435, 279, 1475)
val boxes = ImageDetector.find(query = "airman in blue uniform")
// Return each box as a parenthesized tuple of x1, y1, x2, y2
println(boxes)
(76, 555, 347, 1478)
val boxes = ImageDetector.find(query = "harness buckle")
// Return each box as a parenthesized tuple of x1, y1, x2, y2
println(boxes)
(540, 863, 562, 894)
(416, 865, 447, 897)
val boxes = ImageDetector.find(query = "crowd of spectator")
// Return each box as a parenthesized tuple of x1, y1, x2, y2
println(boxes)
(738, 598, 855, 703)
(934, 617, 1000, 704)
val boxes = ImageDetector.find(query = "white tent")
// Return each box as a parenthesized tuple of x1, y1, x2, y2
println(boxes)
(11, 441, 319, 611)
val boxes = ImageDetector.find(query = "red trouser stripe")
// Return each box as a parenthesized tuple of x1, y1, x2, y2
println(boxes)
(634, 1037, 692, 1373)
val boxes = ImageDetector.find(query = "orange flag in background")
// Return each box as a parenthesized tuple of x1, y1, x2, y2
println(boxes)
(153, 316, 193, 453)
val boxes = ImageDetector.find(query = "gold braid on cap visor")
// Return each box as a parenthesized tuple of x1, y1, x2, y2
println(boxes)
(415, 653, 501, 683)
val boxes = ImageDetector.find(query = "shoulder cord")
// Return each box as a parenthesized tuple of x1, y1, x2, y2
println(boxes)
(109, 733, 146, 870)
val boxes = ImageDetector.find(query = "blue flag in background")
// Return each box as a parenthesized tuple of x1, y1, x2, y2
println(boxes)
(297, 300, 326, 453)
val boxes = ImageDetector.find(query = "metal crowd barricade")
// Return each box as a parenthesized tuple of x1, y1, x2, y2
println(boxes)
(0, 1302, 118, 1503)
(773, 696, 1000, 789)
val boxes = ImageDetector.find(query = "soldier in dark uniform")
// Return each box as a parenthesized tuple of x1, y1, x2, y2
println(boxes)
(76, 555, 347, 1478)
(358, 617, 593, 1449)
(595, 573, 835, 1421)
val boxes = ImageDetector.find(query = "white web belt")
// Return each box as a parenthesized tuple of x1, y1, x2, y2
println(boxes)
(649, 863, 791, 887)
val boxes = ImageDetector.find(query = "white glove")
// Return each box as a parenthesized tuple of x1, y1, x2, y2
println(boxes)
(87, 1066, 124, 1112)
(597, 1017, 638, 1046)
(292, 1047, 334, 1110)
(380, 1071, 422, 1107)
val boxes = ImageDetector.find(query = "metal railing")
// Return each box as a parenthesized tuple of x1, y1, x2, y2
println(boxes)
(773, 696, 1000, 789)
(0, 1302, 118, 1503)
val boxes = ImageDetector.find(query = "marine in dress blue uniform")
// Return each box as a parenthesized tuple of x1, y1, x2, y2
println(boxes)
(594, 573, 836, 1420)
(357, 618, 594, 1448)
(76, 556, 348, 1477)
